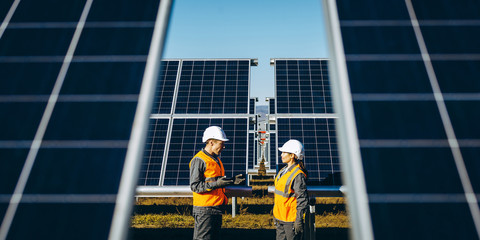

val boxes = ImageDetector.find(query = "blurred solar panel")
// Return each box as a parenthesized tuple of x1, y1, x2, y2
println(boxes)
(275, 59, 332, 114)
(326, 0, 480, 239)
(175, 60, 250, 114)
(163, 118, 248, 186)
(0, 0, 169, 239)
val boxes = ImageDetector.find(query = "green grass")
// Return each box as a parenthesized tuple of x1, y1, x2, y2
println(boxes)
(132, 197, 349, 229)
(131, 212, 349, 229)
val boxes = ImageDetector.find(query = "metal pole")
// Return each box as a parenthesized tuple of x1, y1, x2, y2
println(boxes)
(304, 200, 316, 240)
(232, 197, 237, 218)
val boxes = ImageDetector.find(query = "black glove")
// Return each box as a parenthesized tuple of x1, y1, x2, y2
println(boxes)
(233, 174, 245, 185)
(215, 176, 233, 188)
(294, 220, 303, 235)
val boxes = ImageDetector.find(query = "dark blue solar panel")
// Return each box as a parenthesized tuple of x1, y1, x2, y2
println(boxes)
(248, 133, 255, 169)
(249, 98, 255, 114)
(163, 118, 248, 186)
(152, 60, 179, 114)
(10, 0, 85, 22)
(0, 1, 15, 20)
(269, 98, 275, 114)
(277, 118, 340, 185)
(334, 0, 480, 239)
(0, 0, 166, 239)
(269, 132, 276, 171)
(275, 59, 332, 114)
(175, 60, 250, 114)
(139, 118, 170, 186)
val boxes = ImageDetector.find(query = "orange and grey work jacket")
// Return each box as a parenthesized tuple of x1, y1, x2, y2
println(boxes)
(189, 150, 228, 207)
(273, 163, 307, 222)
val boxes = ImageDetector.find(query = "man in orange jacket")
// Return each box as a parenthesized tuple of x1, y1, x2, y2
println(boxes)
(189, 126, 245, 240)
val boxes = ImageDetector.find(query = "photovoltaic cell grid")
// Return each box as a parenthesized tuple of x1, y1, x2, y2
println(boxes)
(0, 0, 164, 239)
(277, 118, 340, 185)
(269, 98, 275, 114)
(275, 59, 332, 114)
(138, 118, 169, 186)
(249, 98, 255, 114)
(269, 132, 277, 171)
(175, 60, 250, 114)
(272, 59, 340, 185)
(163, 118, 248, 186)
(151, 60, 179, 114)
(248, 133, 255, 169)
(140, 59, 253, 186)
(333, 0, 480, 239)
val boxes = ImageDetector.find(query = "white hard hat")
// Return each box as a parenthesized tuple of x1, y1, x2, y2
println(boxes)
(279, 139, 304, 160)
(202, 126, 229, 143)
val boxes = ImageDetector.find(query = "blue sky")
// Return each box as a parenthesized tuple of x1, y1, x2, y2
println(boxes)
(163, 0, 329, 105)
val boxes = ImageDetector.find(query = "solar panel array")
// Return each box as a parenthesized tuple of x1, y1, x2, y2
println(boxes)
(326, 0, 480, 239)
(0, 0, 169, 239)
(272, 59, 340, 185)
(140, 59, 254, 186)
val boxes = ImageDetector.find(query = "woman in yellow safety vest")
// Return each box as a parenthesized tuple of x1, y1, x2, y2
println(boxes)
(273, 139, 309, 240)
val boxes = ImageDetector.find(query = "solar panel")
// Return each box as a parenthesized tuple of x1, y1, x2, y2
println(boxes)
(0, 0, 170, 239)
(175, 60, 250, 114)
(140, 59, 254, 186)
(324, 0, 480, 239)
(275, 59, 332, 114)
(138, 118, 170, 186)
(276, 118, 340, 185)
(152, 60, 180, 114)
(269, 132, 277, 171)
(272, 58, 340, 185)
(268, 97, 276, 114)
(163, 118, 248, 186)
(249, 98, 256, 114)
(248, 132, 255, 169)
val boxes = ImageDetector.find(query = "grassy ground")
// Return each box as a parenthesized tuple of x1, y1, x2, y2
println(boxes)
(131, 197, 349, 229)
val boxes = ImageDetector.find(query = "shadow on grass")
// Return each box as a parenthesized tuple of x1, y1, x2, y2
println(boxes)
(129, 227, 349, 240)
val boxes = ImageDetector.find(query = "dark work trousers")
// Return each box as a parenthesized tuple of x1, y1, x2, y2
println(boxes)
(276, 221, 302, 240)
(193, 213, 222, 240)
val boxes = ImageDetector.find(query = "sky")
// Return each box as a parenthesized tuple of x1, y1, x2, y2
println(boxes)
(162, 0, 329, 105)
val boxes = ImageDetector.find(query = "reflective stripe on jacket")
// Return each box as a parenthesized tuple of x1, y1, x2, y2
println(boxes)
(189, 150, 227, 207)
(273, 164, 306, 222)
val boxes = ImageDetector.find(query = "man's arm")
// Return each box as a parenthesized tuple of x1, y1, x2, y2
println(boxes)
(190, 157, 220, 193)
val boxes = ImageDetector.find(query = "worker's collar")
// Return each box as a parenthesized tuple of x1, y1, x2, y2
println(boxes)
(202, 148, 218, 159)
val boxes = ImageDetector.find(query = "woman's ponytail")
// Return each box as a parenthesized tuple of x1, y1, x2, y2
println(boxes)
(298, 159, 308, 179)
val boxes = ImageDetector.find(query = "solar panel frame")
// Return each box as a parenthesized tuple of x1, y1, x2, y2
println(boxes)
(276, 117, 340, 185)
(0, 0, 172, 239)
(271, 58, 340, 185)
(140, 59, 256, 187)
(161, 117, 249, 186)
(323, 0, 480, 239)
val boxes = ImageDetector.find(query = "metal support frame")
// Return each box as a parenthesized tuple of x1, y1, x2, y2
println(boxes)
(135, 185, 344, 240)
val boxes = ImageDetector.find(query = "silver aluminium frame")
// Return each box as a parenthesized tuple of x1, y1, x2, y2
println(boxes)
(322, 1, 374, 240)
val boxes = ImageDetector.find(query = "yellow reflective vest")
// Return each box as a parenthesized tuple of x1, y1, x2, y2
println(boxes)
(189, 150, 227, 207)
(273, 164, 306, 222)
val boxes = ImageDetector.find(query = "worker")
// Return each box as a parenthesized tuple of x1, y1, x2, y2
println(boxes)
(189, 126, 245, 240)
(273, 139, 309, 240)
